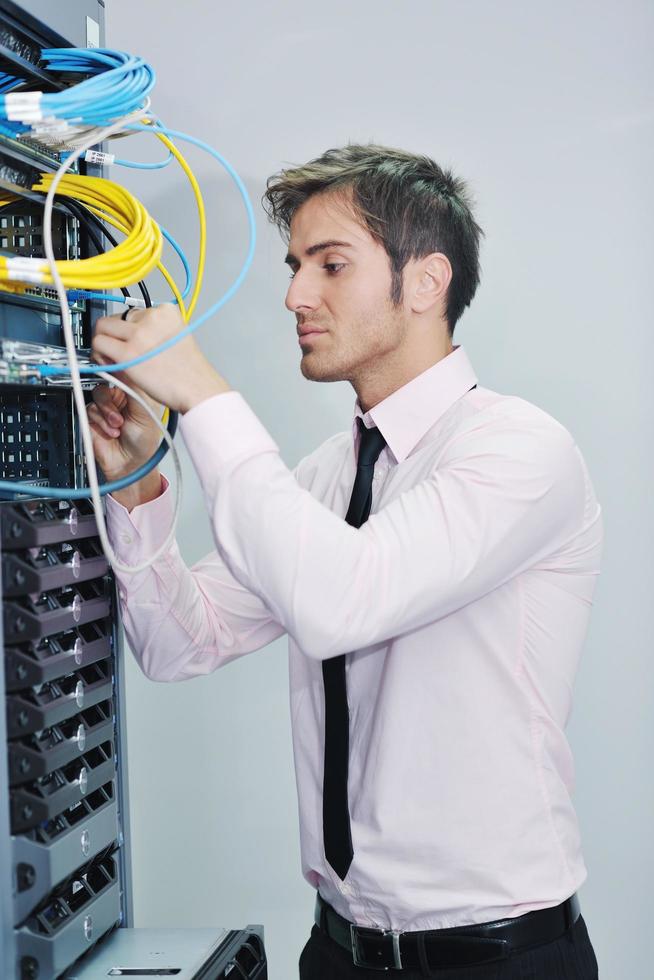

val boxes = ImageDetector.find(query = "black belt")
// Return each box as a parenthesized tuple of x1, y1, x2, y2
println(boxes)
(314, 891, 581, 971)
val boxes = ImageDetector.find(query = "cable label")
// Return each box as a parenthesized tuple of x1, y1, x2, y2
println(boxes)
(6, 257, 46, 284)
(31, 116, 70, 134)
(85, 150, 115, 165)
(5, 91, 44, 122)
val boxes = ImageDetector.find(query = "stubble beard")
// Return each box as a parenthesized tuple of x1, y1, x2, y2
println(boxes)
(299, 338, 351, 383)
(300, 305, 406, 386)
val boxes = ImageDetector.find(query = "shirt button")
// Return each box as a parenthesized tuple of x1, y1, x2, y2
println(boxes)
(341, 882, 353, 896)
(119, 591, 127, 603)
(120, 533, 132, 545)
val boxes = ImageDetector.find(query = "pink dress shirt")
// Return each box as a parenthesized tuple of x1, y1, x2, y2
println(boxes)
(106, 344, 604, 931)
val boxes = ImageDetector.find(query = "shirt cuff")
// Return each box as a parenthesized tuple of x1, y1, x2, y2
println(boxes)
(179, 390, 279, 495)
(105, 474, 175, 568)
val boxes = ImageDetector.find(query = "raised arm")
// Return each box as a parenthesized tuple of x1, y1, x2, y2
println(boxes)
(181, 393, 600, 661)
(87, 352, 286, 683)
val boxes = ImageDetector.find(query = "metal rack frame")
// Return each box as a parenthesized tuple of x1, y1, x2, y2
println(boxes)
(0, 4, 268, 976)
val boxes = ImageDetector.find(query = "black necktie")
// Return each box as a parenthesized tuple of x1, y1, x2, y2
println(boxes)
(322, 416, 387, 880)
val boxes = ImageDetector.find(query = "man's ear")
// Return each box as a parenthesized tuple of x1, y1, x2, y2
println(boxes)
(410, 252, 452, 314)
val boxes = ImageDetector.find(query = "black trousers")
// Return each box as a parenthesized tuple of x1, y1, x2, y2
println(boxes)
(298, 914, 599, 979)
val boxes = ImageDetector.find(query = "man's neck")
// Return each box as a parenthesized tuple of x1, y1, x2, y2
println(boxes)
(355, 341, 455, 414)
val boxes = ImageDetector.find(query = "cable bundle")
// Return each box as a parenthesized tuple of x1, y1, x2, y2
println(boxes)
(0, 86, 255, 569)
(0, 172, 163, 293)
(38, 48, 155, 120)
(0, 48, 155, 147)
(0, 72, 21, 94)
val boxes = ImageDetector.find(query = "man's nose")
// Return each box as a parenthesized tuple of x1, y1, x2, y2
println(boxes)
(285, 270, 320, 313)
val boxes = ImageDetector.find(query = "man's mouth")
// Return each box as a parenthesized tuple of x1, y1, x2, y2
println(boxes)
(297, 323, 327, 344)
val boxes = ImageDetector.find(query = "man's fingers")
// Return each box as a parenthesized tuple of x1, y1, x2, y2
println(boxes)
(94, 313, 134, 340)
(87, 401, 121, 438)
(92, 329, 159, 408)
(93, 384, 126, 411)
(92, 332, 124, 365)
(92, 379, 163, 429)
(92, 385, 127, 426)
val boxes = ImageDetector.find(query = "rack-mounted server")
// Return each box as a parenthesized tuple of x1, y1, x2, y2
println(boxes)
(0, 3, 268, 977)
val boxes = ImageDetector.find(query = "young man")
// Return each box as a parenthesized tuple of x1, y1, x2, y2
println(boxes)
(90, 145, 603, 978)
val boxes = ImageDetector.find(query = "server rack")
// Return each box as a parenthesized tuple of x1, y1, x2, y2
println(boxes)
(0, 3, 268, 978)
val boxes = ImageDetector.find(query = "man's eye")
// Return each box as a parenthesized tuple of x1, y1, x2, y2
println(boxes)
(287, 263, 345, 280)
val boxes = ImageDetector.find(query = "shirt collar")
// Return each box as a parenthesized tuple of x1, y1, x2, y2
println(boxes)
(352, 345, 478, 464)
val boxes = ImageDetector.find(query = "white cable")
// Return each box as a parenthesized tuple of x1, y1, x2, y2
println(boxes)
(18, 98, 153, 152)
(95, 369, 183, 571)
(41, 107, 183, 574)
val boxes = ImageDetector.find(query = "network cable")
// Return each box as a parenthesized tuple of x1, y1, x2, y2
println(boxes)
(59, 197, 147, 306)
(0, 105, 178, 503)
(0, 120, 205, 497)
(0, 173, 163, 292)
(39, 118, 255, 379)
(38, 174, 185, 315)
(68, 223, 192, 306)
(0, 72, 21, 94)
(0, 68, 255, 565)
(83, 147, 174, 170)
(59, 198, 167, 429)
(0, 49, 155, 131)
(142, 119, 206, 319)
(78, 119, 205, 319)
(40, 108, 183, 573)
(113, 152, 173, 170)
(2, 58, 204, 316)
(0, 186, 185, 499)
(0, 59, 227, 569)
(0, 406, 178, 502)
(0, 173, 190, 311)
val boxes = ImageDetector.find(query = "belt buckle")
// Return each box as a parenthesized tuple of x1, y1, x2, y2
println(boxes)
(350, 923, 403, 970)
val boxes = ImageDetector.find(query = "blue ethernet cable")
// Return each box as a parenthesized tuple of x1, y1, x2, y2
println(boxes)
(40, 123, 256, 380)
(2, 125, 254, 496)
(0, 409, 178, 500)
(2, 124, 253, 496)
(18, 124, 254, 499)
(67, 224, 193, 306)
(0, 72, 22, 94)
(0, 56, 188, 499)
(0, 120, 22, 137)
(0, 49, 155, 130)
(39, 48, 156, 117)
(69, 148, 173, 170)
(113, 150, 173, 170)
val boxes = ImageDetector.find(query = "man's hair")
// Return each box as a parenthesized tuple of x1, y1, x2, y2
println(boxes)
(262, 143, 484, 336)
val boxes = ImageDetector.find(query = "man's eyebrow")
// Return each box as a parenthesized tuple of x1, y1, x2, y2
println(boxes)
(284, 240, 354, 264)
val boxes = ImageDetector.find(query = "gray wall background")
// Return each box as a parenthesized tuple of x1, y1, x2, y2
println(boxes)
(105, 2, 653, 977)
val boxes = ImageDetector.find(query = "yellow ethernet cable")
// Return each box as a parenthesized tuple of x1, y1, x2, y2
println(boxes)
(0, 173, 162, 291)
(146, 121, 206, 320)
(79, 122, 207, 321)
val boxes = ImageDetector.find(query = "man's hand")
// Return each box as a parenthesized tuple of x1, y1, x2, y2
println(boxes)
(91, 303, 231, 414)
(87, 377, 163, 483)
(89, 303, 232, 511)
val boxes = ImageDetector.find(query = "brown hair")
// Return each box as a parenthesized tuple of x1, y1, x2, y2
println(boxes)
(263, 143, 484, 336)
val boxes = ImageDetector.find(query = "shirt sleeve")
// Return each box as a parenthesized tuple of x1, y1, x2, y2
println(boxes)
(180, 391, 591, 661)
(106, 474, 286, 682)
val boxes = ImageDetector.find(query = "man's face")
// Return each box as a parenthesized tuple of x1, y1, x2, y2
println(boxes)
(284, 192, 409, 385)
